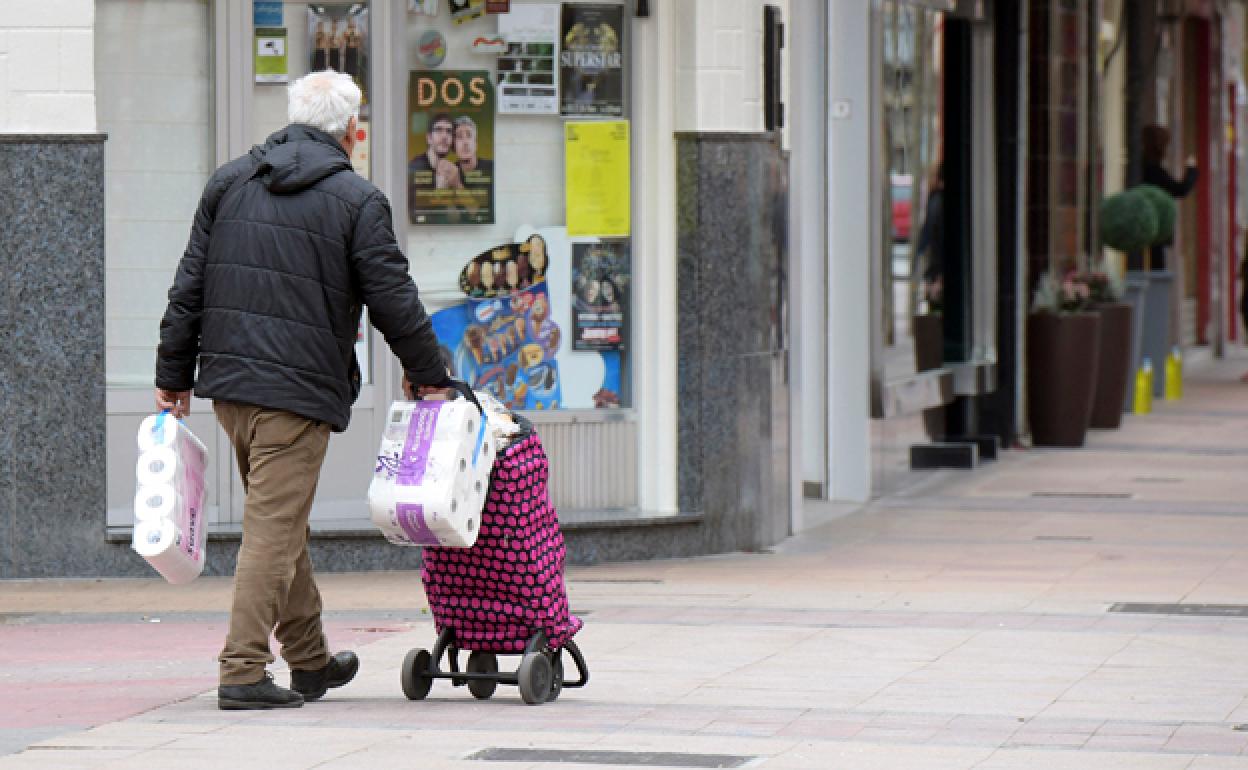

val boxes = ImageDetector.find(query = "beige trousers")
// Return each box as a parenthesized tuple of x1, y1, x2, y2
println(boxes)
(214, 402, 332, 686)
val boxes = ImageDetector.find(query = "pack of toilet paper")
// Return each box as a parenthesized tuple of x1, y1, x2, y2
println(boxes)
(132, 413, 208, 584)
(369, 398, 497, 547)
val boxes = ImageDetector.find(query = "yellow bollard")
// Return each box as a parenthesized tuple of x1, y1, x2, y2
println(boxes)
(1134, 358, 1153, 415)
(1164, 346, 1182, 401)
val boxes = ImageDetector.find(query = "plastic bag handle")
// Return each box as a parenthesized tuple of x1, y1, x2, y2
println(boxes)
(446, 379, 485, 417)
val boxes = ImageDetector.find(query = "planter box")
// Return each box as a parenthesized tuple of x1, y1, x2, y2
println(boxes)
(912, 313, 944, 439)
(1090, 302, 1132, 430)
(1026, 312, 1101, 447)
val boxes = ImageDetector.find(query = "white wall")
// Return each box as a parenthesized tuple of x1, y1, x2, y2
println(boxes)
(789, 0, 827, 500)
(97, 0, 214, 386)
(825, 1, 873, 503)
(673, 0, 788, 134)
(0, 0, 96, 133)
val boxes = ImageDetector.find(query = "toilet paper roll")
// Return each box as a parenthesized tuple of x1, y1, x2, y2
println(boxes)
(133, 518, 203, 585)
(136, 444, 207, 495)
(135, 446, 179, 487)
(134, 482, 182, 522)
(369, 473, 481, 547)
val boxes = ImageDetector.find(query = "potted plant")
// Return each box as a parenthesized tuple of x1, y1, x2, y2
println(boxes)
(1078, 263, 1132, 430)
(1026, 272, 1102, 447)
(1098, 186, 1172, 409)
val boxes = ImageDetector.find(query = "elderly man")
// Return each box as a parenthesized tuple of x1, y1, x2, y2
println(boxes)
(155, 70, 449, 710)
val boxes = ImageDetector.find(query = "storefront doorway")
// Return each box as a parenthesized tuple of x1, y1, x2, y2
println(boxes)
(869, 0, 998, 494)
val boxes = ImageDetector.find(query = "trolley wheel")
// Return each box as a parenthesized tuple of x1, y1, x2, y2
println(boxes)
(517, 650, 552, 705)
(547, 653, 564, 702)
(466, 651, 498, 700)
(401, 648, 433, 700)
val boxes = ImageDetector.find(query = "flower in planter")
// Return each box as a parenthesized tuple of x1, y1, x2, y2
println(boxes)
(1068, 260, 1125, 307)
(1032, 271, 1095, 315)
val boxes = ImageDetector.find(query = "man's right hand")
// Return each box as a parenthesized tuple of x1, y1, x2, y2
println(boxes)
(155, 388, 192, 418)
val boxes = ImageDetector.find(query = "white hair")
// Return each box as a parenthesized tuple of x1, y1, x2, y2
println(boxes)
(287, 70, 361, 139)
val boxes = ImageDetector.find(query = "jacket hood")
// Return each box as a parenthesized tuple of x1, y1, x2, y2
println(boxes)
(252, 124, 353, 194)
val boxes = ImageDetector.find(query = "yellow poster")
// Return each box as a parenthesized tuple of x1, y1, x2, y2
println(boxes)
(565, 120, 630, 237)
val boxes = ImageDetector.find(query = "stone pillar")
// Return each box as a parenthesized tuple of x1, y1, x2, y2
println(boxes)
(676, 135, 791, 552)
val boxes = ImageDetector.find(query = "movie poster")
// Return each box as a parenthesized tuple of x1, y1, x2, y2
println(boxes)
(306, 6, 370, 116)
(408, 70, 496, 225)
(559, 4, 624, 116)
(571, 241, 629, 351)
(431, 284, 563, 411)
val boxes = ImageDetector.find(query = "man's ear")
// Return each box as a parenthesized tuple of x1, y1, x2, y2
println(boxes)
(341, 115, 358, 153)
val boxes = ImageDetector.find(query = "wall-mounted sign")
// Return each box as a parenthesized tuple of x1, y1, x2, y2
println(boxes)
(487, 0, 511, 12)
(559, 3, 623, 117)
(472, 35, 508, 54)
(350, 119, 371, 180)
(254, 1, 283, 27)
(307, 6, 370, 117)
(408, 70, 496, 225)
(450, 0, 486, 24)
(459, 234, 549, 298)
(497, 3, 559, 115)
(255, 28, 289, 84)
(415, 29, 447, 67)
(565, 120, 630, 237)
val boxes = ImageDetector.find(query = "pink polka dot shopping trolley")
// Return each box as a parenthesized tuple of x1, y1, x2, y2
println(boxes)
(368, 381, 588, 705)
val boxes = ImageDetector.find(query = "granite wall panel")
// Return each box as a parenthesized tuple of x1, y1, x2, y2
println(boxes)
(0, 136, 124, 578)
(675, 133, 792, 554)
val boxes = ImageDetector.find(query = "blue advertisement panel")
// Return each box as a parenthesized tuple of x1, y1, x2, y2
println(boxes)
(431, 284, 563, 410)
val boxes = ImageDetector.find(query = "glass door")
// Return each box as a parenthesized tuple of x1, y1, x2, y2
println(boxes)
(240, 1, 379, 528)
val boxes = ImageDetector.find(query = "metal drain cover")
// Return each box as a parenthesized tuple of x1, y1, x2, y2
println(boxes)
(465, 748, 757, 767)
(1031, 492, 1133, 499)
(1109, 603, 1248, 618)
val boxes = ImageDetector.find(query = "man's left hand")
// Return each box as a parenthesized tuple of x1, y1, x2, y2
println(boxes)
(155, 388, 192, 418)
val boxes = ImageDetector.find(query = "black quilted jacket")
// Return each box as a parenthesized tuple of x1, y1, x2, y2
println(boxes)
(156, 124, 446, 431)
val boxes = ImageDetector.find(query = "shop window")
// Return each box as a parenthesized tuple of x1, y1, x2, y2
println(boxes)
(405, 1, 632, 413)
(98, 0, 215, 387)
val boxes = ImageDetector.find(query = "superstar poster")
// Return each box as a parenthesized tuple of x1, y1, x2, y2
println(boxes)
(559, 3, 624, 117)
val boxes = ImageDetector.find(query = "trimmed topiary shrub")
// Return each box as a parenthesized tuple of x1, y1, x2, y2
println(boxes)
(1100, 189, 1158, 253)
(1134, 184, 1177, 244)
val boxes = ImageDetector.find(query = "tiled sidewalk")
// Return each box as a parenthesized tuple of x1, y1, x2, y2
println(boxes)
(4, 352, 1248, 768)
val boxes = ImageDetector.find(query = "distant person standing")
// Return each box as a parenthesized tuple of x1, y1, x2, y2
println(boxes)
(1137, 124, 1198, 271)
(914, 164, 945, 310)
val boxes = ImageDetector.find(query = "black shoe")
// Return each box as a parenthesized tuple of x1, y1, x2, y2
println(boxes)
(291, 651, 360, 702)
(218, 672, 304, 710)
